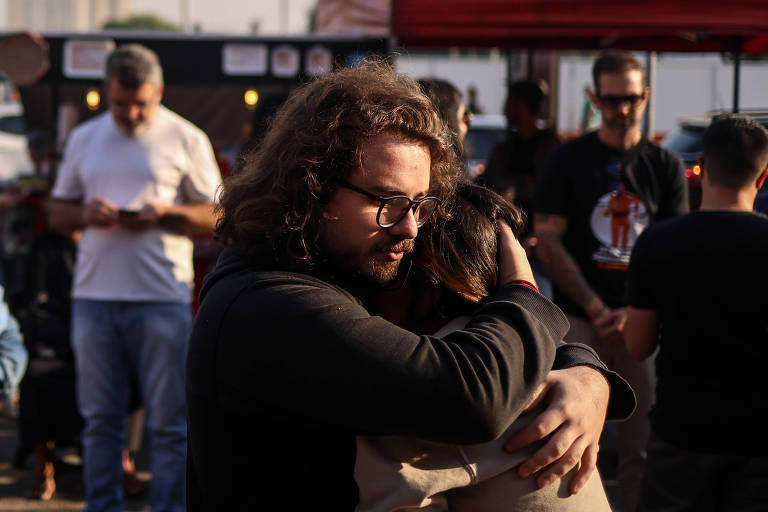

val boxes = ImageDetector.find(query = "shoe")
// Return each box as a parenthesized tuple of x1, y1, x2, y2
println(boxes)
(30, 459, 56, 501)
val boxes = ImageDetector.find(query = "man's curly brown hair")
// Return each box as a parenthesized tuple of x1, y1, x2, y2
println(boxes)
(216, 59, 463, 270)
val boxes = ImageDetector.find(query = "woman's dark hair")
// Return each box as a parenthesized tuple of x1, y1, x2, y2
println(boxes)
(417, 78, 463, 136)
(417, 182, 526, 304)
(216, 59, 464, 270)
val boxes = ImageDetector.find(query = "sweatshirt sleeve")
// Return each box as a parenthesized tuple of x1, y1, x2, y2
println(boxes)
(211, 278, 563, 445)
(553, 341, 636, 421)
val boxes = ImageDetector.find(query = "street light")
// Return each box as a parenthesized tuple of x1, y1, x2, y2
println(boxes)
(244, 88, 259, 109)
(86, 89, 101, 110)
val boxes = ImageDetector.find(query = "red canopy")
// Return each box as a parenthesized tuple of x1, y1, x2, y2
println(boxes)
(392, 0, 768, 53)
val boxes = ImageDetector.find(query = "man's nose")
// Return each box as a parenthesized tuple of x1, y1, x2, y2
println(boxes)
(618, 101, 631, 114)
(388, 208, 418, 239)
(127, 105, 141, 120)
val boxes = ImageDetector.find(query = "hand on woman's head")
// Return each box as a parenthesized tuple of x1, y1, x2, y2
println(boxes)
(497, 220, 536, 287)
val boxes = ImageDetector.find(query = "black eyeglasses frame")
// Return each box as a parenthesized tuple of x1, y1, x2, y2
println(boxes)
(336, 180, 440, 229)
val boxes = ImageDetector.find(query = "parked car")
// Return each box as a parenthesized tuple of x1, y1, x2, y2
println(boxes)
(463, 114, 507, 178)
(661, 110, 768, 211)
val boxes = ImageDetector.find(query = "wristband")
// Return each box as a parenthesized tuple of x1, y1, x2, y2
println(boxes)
(508, 279, 539, 293)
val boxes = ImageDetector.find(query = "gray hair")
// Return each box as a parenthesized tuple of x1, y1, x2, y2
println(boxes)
(105, 43, 163, 89)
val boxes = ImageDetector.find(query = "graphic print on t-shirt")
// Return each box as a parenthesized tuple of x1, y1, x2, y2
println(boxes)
(590, 182, 649, 270)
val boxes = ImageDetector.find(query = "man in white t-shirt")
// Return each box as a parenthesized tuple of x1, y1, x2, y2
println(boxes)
(48, 44, 221, 512)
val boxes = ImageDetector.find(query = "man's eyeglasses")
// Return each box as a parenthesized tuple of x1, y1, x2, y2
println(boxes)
(598, 94, 645, 109)
(336, 180, 440, 228)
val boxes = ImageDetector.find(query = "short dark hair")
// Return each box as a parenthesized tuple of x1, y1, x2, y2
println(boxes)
(105, 43, 163, 89)
(417, 182, 525, 304)
(592, 51, 645, 94)
(216, 59, 462, 270)
(507, 80, 545, 116)
(702, 114, 768, 188)
(417, 78, 463, 137)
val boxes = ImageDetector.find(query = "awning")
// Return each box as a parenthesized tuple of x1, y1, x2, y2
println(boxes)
(392, 0, 768, 53)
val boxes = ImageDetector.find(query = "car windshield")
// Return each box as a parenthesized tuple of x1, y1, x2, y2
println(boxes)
(661, 126, 704, 156)
(0, 116, 24, 135)
(464, 127, 506, 163)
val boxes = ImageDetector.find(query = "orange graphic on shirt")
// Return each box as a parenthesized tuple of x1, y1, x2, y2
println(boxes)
(603, 183, 640, 249)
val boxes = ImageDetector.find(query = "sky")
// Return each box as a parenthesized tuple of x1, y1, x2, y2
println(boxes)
(132, 0, 317, 34)
(0, 0, 318, 35)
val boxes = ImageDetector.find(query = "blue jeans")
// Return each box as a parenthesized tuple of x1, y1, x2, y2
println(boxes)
(72, 300, 190, 512)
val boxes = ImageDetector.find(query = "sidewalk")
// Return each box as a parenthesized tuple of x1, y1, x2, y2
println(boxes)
(0, 412, 150, 512)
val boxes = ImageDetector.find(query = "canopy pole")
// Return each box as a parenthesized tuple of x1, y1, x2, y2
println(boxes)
(526, 49, 534, 80)
(733, 37, 742, 113)
(643, 51, 657, 139)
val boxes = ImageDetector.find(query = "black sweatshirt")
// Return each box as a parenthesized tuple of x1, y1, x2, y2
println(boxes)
(186, 246, 634, 511)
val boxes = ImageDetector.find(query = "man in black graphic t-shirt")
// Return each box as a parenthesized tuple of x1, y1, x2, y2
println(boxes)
(535, 51, 687, 512)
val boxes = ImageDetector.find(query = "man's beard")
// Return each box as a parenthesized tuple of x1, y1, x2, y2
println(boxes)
(119, 121, 149, 136)
(324, 238, 415, 288)
(604, 113, 639, 134)
(114, 115, 150, 136)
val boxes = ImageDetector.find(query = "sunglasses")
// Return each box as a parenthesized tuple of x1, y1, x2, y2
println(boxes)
(598, 94, 645, 109)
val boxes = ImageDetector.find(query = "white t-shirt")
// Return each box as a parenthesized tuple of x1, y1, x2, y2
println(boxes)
(51, 106, 222, 303)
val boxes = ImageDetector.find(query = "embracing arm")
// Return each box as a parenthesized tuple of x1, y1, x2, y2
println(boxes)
(194, 269, 565, 444)
(504, 339, 635, 494)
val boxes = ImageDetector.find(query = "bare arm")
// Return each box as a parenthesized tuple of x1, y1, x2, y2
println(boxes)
(534, 213, 604, 317)
(115, 202, 218, 236)
(535, 213, 625, 344)
(156, 202, 219, 235)
(47, 197, 118, 235)
(625, 307, 660, 360)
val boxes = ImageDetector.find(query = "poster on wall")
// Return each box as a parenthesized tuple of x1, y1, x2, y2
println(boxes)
(305, 45, 333, 76)
(271, 45, 300, 78)
(222, 44, 268, 76)
(64, 39, 115, 79)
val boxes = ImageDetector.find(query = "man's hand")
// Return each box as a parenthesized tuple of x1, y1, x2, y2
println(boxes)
(592, 307, 627, 345)
(117, 204, 162, 231)
(497, 220, 536, 287)
(83, 198, 118, 227)
(504, 366, 610, 494)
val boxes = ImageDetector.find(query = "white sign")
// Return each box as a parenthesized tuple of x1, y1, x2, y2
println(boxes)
(271, 45, 300, 78)
(63, 39, 115, 79)
(222, 44, 268, 76)
(305, 45, 333, 76)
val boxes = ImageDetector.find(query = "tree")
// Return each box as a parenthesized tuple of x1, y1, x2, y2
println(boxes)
(103, 14, 181, 32)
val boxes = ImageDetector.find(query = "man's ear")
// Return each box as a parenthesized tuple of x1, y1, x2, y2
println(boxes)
(757, 167, 768, 190)
(640, 87, 650, 108)
(586, 88, 599, 107)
